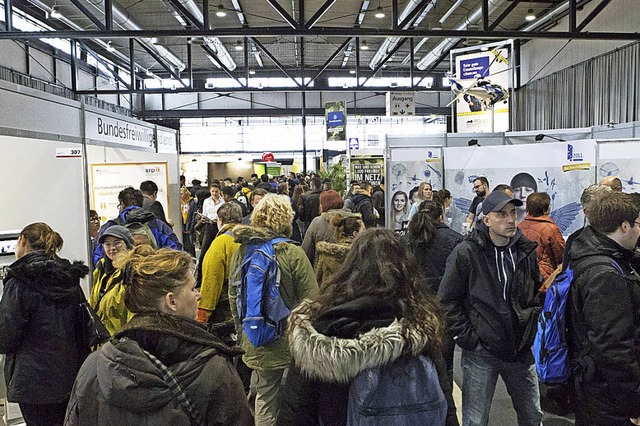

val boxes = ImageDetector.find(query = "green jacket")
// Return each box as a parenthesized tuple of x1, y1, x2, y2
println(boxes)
(229, 225, 318, 370)
(90, 258, 133, 336)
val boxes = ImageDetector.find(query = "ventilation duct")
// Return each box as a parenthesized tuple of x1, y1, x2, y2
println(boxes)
(369, 0, 437, 70)
(160, 0, 236, 70)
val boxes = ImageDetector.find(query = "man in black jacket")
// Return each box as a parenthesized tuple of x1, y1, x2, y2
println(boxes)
(438, 191, 543, 426)
(297, 178, 323, 235)
(568, 192, 640, 425)
(351, 182, 378, 229)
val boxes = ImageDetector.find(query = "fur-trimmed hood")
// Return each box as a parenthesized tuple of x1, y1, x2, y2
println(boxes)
(315, 240, 352, 258)
(288, 299, 434, 384)
(7, 251, 88, 302)
(232, 224, 287, 245)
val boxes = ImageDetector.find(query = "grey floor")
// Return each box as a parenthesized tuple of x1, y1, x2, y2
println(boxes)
(452, 348, 576, 425)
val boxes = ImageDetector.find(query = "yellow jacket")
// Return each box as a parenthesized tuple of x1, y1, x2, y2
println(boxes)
(199, 224, 241, 319)
(90, 258, 133, 336)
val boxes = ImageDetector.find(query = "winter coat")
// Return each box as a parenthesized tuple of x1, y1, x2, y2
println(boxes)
(315, 240, 352, 288)
(437, 225, 543, 361)
(0, 251, 88, 404)
(409, 223, 463, 294)
(350, 192, 377, 228)
(568, 226, 640, 419)
(371, 187, 385, 227)
(229, 225, 319, 370)
(518, 214, 565, 280)
(277, 296, 458, 426)
(142, 196, 168, 225)
(65, 313, 253, 425)
(199, 224, 240, 324)
(93, 206, 182, 266)
(90, 257, 132, 336)
(298, 190, 322, 223)
(301, 209, 355, 265)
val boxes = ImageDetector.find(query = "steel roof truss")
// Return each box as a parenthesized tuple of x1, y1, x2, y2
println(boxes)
(308, 37, 353, 86)
(201, 44, 246, 86)
(166, 0, 205, 29)
(137, 40, 188, 87)
(360, 37, 408, 87)
(488, 0, 521, 31)
(576, 0, 613, 32)
(397, 0, 433, 30)
(265, 0, 299, 29)
(306, 0, 338, 29)
(80, 41, 131, 90)
(69, 0, 106, 31)
(251, 37, 301, 87)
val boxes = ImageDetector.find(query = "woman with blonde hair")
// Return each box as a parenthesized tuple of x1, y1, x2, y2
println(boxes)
(407, 181, 434, 220)
(66, 245, 252, 425)
(0, 222, 88, 425)
(230, 194, 318, 425)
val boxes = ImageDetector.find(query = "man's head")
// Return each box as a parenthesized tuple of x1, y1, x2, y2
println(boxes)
(481, 191, 523, 245)
(580, 184, 612, 219)
(473, 177, 490, 198)
(492, 184, 513, 198)
(589, 192, 640, 250)
(221, 186, 236, 202)
(192, 179, 201, 186)
(223, 177, 233, 187)
(510, 172, 538, 212)
(216, 202, 243, 228)
(237, 176, 245, 184)
(118, 187, 144, 211)
(209, 183, 221, 201)
(260, 174, 269, 183)
(599, 176, 623, 192)
(359, 181, 373, 196)
(310, 177, 322, 192)
(140, 180, 159, 199)
(251, 188, 269, 208)
(250, 173, 258, 183)
(525, 192, 551, 217)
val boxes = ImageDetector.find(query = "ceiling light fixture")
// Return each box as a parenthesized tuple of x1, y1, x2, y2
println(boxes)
(360, 40, 369, 50)
(375, 5, 385, 19)
(216, 4, 227, 17)
(234, 40, 244, 51)
(50, 4, 62, 19)
(525, 9, 536, 21)
(249, 69, 256, 75)
(349, 69, 356, 74)
(106, 41, 115, 52)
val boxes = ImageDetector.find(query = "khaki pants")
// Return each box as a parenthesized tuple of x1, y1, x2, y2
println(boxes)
(254, 368, 287, 426)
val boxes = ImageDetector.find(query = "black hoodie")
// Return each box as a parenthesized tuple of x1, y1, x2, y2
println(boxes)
(0, 251, 88, 404)
(438, 225, 542, 361)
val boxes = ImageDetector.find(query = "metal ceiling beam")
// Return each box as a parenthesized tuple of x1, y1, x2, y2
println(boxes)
(251, 37, 301, 86)
(4, 0, 13, 31)
(488, 0, 521, 31)
(360, 37, 408, 87)
(308, 37, 352, 86)
(201, 44, 245, 86)
(397, 0, 432, 30)
(69, 0, 106, 31)
(105, 0, 113, 31)
(166, 0, 205, 29)
(265, 0, 299, 29)
(75, 86, 449, 95)
(137, 41, 188, 87)
(576, 0, 613, 32)
(2, 28, 638, 40)
(306, 0, 337, 29)
(80, 41, 131, 90)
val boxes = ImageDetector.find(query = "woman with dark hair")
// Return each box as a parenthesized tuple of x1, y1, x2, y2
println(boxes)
(66, 246, 252, 425)
(302, 189, 355, 265)
(391, 190, 409, 231)
(315, 215, 364, 287)
(407, 201, 463, 389)
(0, 222, 88, 425)
(278, 228, 458, 426)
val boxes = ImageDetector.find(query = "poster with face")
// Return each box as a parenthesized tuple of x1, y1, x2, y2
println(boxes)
(597, 141, 640, 192)
(443, 140, 596, 235)
(386, 147, 444, 232)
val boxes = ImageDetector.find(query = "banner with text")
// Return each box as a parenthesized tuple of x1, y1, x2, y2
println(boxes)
(85, 111, 155, 149)
(350, 156, 384, 188)
(326, 101, 347, 142)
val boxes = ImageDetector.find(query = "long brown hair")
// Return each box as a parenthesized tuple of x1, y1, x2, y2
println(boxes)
(308, 228, 445, 356)
(20, 222, 63, 258)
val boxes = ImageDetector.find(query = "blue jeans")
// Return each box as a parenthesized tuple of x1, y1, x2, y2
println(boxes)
(461, 348, 542, 426)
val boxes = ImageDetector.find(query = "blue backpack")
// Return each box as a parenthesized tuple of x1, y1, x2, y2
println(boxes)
(347, 355, 447, 426)
(534, 256, 621, 384)
(235, 237, 292, 347)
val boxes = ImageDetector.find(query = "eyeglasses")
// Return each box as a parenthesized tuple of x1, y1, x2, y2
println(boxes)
(473, 185, 483, 190)
(103, 240, 126, 250)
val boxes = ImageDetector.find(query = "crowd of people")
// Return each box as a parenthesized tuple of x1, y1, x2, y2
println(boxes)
(0, 170, 639, 426)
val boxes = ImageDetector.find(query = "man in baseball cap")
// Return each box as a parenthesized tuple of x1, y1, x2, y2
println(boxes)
(438, 190, 543, 425)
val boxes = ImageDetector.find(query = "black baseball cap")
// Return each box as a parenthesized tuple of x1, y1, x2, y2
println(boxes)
(482, 191, 523, 215)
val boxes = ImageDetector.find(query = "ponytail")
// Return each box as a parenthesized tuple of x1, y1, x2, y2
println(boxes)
(20, 222, 64, 258)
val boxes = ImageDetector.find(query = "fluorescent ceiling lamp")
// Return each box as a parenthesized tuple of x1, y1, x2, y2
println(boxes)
(349, 69, 356, 74)
(50, 5, 62, 19)
(360, 40, 369, 50)
(439, 0, 464, 23)
(375, 6, 385, 19)
(525, 9, 536, 21)
(106, 41, 115, 52)
(234, 40, 243, 51)
(216, 4, 227, 17)
(249, 69, 256, 75)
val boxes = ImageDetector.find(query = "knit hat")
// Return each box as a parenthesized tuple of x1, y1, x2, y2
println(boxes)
(509, 172, 538, 191)
(98, 225, 135, 248)
(482, 191, 523, 215)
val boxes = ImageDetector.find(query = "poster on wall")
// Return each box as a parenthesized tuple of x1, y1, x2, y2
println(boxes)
(452, 48, 510, 133)
(443, 140, 596, 236)
(326, 101, 347, 142)
(597, 141, 640, 192)
(91, 162, 170, 223)
(350, 157, 384, 187)
(386, 147, 444, 233)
